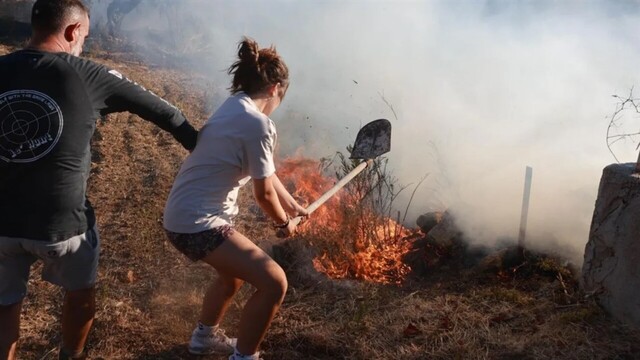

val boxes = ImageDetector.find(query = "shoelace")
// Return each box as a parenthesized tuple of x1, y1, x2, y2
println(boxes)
(213, 329, 228, 340)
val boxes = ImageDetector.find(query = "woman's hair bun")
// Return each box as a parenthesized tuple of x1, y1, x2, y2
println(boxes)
(238, 37, 260, 65)
(228, 36, 289, 96)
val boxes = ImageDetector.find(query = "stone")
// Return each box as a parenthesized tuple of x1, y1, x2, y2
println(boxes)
(416, 211, 443, 234)
(426, 211, 460, 248)
(582, 163, 640, 328)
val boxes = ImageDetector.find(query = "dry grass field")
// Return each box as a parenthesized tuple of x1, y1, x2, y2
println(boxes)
(2, 42, 640, 360)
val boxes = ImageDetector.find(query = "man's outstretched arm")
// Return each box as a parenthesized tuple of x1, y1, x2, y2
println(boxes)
(73, 57, 198, 150)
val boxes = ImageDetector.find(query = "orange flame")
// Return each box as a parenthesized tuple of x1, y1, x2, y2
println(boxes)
(278, 155, 413, 285)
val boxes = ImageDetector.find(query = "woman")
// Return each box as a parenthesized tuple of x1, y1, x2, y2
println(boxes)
(163, 37, 308, 360)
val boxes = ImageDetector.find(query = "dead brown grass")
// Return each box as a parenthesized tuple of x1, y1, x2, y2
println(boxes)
(3, 43, 640, 360)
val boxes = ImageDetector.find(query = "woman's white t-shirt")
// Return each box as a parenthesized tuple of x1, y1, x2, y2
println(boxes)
(163, 93, 276, 233)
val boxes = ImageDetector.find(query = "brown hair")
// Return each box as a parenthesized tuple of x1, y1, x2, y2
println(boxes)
(228, 37, 289, 98)
(31, 0, 90, 34)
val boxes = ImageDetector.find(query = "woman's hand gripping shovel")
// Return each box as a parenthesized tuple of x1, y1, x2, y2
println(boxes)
(277, 119, 392, 238)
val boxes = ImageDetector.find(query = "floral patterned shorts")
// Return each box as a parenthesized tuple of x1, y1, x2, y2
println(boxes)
(165, 225, 235, 261)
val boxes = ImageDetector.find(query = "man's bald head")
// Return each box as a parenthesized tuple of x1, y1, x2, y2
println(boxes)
(31, 0, 90, 35)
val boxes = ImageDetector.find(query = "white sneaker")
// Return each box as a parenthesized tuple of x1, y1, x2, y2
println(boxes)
(188, 326, 237, 355)
(228, 351, 262, 360)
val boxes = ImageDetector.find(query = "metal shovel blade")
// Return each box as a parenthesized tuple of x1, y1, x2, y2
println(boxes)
(276, 118, 392, 238)
(350, 119, 392, 159)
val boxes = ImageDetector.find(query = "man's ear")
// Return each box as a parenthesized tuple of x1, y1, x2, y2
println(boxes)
(63, 22, 81, 42)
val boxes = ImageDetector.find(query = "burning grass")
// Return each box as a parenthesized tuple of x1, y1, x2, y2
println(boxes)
(276, 155, 415, 285)
(3, 44, 640, 359)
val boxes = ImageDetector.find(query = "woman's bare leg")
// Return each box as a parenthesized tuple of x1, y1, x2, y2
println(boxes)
(201, 230, 287, 355)
(199, 272, 243, 326)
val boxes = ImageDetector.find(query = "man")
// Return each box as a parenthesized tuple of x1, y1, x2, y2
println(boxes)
(0, 1, 199, 359)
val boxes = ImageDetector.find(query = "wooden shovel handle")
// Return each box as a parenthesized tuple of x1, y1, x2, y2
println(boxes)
(276, 159, 372, 238)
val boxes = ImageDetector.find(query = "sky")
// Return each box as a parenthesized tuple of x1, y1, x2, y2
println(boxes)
(89, 0, 640, 264)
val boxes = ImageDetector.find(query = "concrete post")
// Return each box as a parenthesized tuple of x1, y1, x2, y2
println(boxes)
(582, 163, 640, 328)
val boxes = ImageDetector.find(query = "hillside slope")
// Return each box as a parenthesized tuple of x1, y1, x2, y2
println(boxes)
(3, 43, 640, 360)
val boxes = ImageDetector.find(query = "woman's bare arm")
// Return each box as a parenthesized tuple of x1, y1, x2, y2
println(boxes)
(271, 174, 309, 217)
(252, 175, 289, 224)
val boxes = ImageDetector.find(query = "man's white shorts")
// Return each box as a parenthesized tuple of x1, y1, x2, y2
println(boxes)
(0, 225, 100, 305)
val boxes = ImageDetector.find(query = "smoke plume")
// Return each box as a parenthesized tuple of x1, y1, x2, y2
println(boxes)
(89, 0, 640, 265)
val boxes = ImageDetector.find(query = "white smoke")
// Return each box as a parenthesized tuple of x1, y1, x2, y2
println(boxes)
(100, 0, 640, 265)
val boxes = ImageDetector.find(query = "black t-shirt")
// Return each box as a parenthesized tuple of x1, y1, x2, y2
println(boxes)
(0, 50, 198, 241)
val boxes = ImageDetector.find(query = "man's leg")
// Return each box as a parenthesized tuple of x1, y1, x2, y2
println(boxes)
(35, 226, 100, 359)
(0, 236, 33, 360)
(0, 300, 22, 360)
(60, 287, 95, 358)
